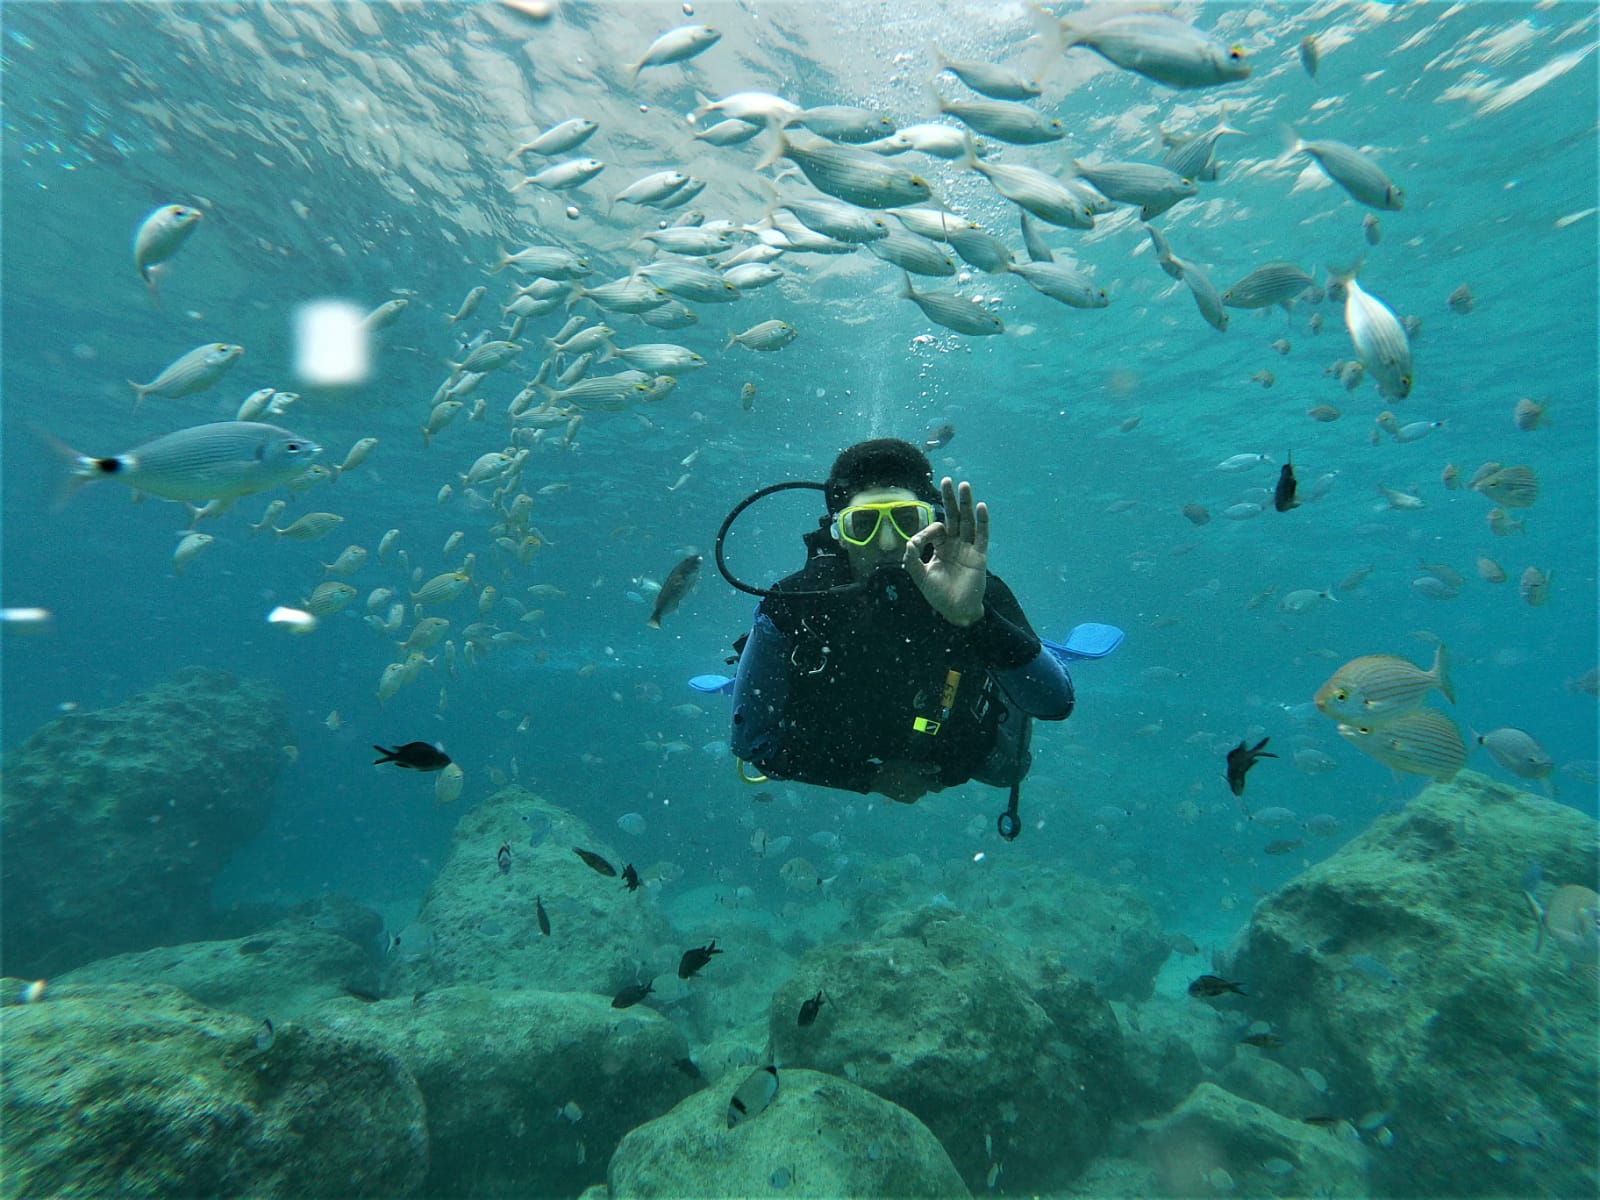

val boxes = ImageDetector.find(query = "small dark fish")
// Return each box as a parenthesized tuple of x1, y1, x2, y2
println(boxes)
(1302, 1115, 1345, 1129)
(621, 863, 641, 892)
(535, 895, 551, 936)
(678, 940, 723, 979)
(573, 847, 617, 876)
(1226, 737, 1277, 797)
(237, 938, 274, 956)
(1241, 1032, 1283, 1049)
(373, 742, 452, 771)
(612, 978, 654, 1009)
(797, 990, 828, 1026)
(647, 554, 702, 629)
(253, 1018, 276, 1051)
(674, 1057, 705, 1081)
(1273, 457, 1300, 512)
(343, 985, 382, 1003)
(923, 422, 956, 451)
(1189, 974, 1248, 998)
(1264, 838, 1306, 856)
(497, 842, 512, 874)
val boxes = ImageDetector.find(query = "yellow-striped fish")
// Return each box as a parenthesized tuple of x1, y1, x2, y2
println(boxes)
(1315, 645, 1453, 725)
(1337, 709, 1467, 780)
(1525, 885, 1600, 980)
(1472, 464, 1539, 509)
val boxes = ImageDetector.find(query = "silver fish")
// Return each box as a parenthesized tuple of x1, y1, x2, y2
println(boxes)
(612, 343, 706, 373)
(933, 48, 1040, 100)
(648, 555, 702, 628)
(945, 225, 1014, 274)
(361, 298, 409, 330)
(900, 274, 1004, 336)
(727, 1065, 779, 1128)
(511, 117, 598, 157)
(1019, 211, 1055, 263)
(1340, 271, 1413, 398)
(869, 226, 956, 276)
(693, 118, 762, 146)
(133, 203, 203, 288)
(570, 278, 670, 313)
(966, 145, 1095, 229)
(637, 260, 742, 303)
(1007, 260, 1108, 309)
(1071, 159, 1196, 219)
(1161, 115, 1244, 182)
(613, 170, 691, 207)
(511, 157, 604, 192)
(1050, 10, 1251, 89)
(1172, 256, 1229, 331)
(725, 320, 798, 352)
(786, 105, 896, 143)
(129, 343, 244, 405)
(495, 246, 591, 278)
(629, 24, 721, 81)
(57, 421, 321, 504)
(758, 127, 933, 209)
(935, 94, 1063, 145)
(450, 341, 522, 375)
(1222, 263, 1318, 310)
(777, 196, 889, 243)
(1288, 133, 1404, 210)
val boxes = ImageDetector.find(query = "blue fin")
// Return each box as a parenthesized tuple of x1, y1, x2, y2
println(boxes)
(1042, 622, 1125, 662)
(688, 674, 736, 695)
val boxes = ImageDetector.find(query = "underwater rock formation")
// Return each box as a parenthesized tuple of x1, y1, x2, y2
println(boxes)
(767, 904, 1125, 1193)
(312, 983, 697, 1197)
(1228, 771, 1598, 1198)
(60, 928, 379, 1023)
(1144, 1081, 1369, 1196)
(0, 980, 428, 1197)
(0, 667, 292, 977)
(608, 1067, 968, 1198)
(404, 785, 676, 996)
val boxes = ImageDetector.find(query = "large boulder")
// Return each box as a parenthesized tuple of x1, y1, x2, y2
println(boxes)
(399, 786, 677, 998)
(311, 984, 698, 1198)
(947, 863, 1172, 1001)
(0, 667, 291, 977)
(766, 905, 1124, 1193)
(1228, 772, 1598, 1197)
(60, 928, 378, 1022)
(1144, 1082, 1369, 1197)
(0, 981, 427, 1197)
(607, 1067, 968, 1198)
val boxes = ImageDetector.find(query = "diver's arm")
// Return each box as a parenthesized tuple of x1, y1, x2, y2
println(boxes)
(729, 610, 790, 764)
(730, 610, 878, 791)
(968, 580, 1076, 721)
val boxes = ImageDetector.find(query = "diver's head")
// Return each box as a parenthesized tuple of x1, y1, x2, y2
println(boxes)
(825, 439, 940, 581)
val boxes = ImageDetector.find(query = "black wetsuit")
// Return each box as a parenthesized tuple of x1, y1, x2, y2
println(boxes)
(730, 533, 1074, 794)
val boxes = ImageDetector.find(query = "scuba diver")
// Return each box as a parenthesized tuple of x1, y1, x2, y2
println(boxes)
(722, 438, 1077, 817)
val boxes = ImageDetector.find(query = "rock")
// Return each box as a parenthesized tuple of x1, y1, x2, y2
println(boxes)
(1114, 995, 1233, 1116)
(767, 906, 1122, 1193)
(0, 668, 291, 976)
(401, 786, 677, 997)
(963, 868, 1172, 1001)
(60, 928, 378, 1022)
(0, 981, 427, 1197)
(1144, 1082, 1369, 1197)
(1228, 772, 1599, 1197)
(608, 1068, 968, 1198)
(311, 983, 698, 1197)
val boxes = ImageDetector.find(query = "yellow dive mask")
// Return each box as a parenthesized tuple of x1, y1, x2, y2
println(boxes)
(835, 500, 934, 546)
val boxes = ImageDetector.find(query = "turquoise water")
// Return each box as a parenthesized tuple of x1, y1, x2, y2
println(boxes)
(0, 0, 1595, 1185)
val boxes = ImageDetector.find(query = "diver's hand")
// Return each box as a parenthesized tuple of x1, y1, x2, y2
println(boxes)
(873, 760, 943, 805)
(902, 477, 987, 627)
